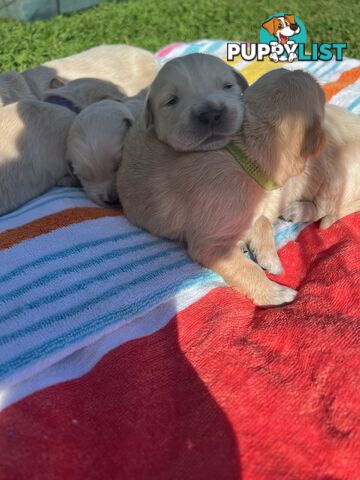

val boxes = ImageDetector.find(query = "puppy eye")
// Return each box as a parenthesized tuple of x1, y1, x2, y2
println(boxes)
(123, 118, 132, 128)
(223, 83, 233, 90)
(165, 96, 178, 106)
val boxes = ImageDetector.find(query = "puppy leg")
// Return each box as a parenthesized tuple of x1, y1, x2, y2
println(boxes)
(247, 216, 283, 275)
(320, 199, 360, 229)
(281, 200, 321, 223)
(189, 242, 296, 307)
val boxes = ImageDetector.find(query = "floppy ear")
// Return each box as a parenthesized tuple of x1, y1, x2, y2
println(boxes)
(301, 117, 326, 158)
(49, 77, 66, 89)
(284, 14, 296, 24)
(262, 17, 277, 35)
(143, 94, 154, 129)
(232, 69, 249, 93)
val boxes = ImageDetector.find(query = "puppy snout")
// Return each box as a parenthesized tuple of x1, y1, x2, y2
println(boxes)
(198, 108, 223, 127)
(290, 23, 299, 31)
(102, 191, 119, 205)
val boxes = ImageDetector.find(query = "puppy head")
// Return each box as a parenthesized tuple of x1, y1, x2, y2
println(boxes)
(144, 53, 248, 152)
(67, 100, 133, 206)
(243, 68, 325, 186)
(44, 77, 126, 110)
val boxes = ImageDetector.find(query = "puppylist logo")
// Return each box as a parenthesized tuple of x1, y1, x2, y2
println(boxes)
(227, 13, 347, 63)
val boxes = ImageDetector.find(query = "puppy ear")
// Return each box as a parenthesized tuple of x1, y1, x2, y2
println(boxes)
(49, 77, 66, 89)
(262, 17, 277, 35)
(301, 117, 326, 158)
(143, 94, 154, 129)
(284, 14, 296, 24)
(232, 69, 249, 93)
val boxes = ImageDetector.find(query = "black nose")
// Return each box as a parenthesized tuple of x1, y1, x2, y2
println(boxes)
(198, 108, 223, 126)
(290, 23, 298, 31)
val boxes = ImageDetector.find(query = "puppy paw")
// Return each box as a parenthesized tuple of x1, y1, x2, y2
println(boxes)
(320, 215, 336, 229)
(253, 281, 297, 307)
(281, 201, 315, 223)
(255, 251, 284, 275)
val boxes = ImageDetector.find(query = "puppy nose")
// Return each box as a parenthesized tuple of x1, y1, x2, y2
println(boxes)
(198, 108, 223, 126)
(290, 23, 298, 31)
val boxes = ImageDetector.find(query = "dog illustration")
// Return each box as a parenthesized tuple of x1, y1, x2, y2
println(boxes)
(262, 14, 300, 62)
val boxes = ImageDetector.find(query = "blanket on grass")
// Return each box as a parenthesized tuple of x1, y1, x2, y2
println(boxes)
(0, 40, 359, 479)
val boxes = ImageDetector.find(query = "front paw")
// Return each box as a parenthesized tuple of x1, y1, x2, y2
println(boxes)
(253, 281, 297, 307)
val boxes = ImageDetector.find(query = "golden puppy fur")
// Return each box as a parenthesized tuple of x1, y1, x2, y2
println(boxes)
(22, 44, 160, 98)
(117, 58, 325, 306)
(66, 92, 145, 207)
(0, 78, 132, 215)
(247, 103, 360, 274)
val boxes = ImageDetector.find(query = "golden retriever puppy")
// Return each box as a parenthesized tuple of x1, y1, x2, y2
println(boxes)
(66, 94, 146, 206)
(0, 99, 75, 215)
(0, 71, 34, 106)
(23, 44, 160, 98)
(0, 78, 130, 215)
(246, 103, 360, 275)
(117, 58, 325, 306)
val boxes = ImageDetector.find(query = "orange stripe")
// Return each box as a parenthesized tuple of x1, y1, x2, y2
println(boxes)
(323, 66, 360, 101)
(0, 207, 121, 250)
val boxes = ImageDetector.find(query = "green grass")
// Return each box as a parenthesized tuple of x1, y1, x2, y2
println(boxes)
(0, 0, 358, 71)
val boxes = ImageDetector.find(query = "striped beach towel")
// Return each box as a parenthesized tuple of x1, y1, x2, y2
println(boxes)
(1, 40, 360, 479)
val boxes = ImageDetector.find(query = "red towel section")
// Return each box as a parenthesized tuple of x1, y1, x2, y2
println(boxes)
(1, 214, 359, 480)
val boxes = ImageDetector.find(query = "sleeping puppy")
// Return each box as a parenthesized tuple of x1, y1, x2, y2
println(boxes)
(0, 99, 75, 215)
(66, 93, 146, 206)
(117, 56, 325, 306)
(22, 44, 160, 98)
(0, 71, 34, 106)
(0, 77, 129, 215)
(246, 103, 360, 274)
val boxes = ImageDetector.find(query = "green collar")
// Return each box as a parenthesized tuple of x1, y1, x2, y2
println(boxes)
(225, 143, 279, 191)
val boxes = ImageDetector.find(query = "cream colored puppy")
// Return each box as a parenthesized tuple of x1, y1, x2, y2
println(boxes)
(0, 77, 130, 215)
(0, 99, 75, 215)
(117, 58, 325, 306)
(23, 44, 160, 98)
(245, 103, 360, 274)
(66, 91, 145, 206)
(0, 71, 34, 106)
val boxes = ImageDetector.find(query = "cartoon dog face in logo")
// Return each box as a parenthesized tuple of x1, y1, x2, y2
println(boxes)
(262, 14, 300, 62)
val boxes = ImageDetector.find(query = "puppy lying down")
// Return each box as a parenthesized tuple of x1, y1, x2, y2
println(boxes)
(66, 92, 145, 206)
(117, 54, 325, 306)
(0, 77, 128, 215)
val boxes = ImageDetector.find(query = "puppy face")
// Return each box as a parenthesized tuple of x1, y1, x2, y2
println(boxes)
(262, 15, 300, 43)
(145, 53, 248, 151)
(243, 68, 325, 185)
(67, 100, 133, 206)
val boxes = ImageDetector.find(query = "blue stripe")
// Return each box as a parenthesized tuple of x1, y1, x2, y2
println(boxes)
(0, 256, 195, 346)
(0, 193, 90, 223)
(0, 229, 145, 284)
(204, 40, 225, 54)
(317, 61, 341, 79)
(348, 96, 360, 112)
(181, 41, 207, 56)
(310, 61, 331, 76)
(0, 271, 218, 380)
(0, 187, 84, 221)
(0, 246, 184, 334)
(303, 61, 317, 72)
(0, 238, 166, 306)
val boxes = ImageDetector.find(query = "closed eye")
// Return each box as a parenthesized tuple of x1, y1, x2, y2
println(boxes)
(223, 83, 233, 90)
(165, 96, 178, 106)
